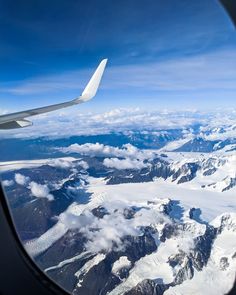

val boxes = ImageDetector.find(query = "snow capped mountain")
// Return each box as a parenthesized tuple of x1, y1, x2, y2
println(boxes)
(1, 152, 236, 294)
(21, 190, 236, 294)
(1, 115, 236, 294)
(169, 152, 236, 192)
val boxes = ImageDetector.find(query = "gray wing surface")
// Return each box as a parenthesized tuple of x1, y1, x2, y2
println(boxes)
(0, 59, 107, 129)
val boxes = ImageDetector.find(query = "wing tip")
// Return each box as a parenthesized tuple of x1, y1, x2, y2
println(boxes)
(75, 58, 108, 103)
(101, 58, 108, 65)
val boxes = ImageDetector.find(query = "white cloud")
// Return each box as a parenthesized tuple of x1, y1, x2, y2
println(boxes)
(61, 142, 121, 157)
(61, 142, 155, 161)
(82, 210, 140, 253)
(58, 200, 171, 254)
(103, 157, 148, 170)
(59, 208, 139, 253)
(28, 181, 54, 201)
(59, 211, 95, 229)
(15, 173, 30, 185)
(2, 179, 14, 187)
(49, 158, 74, 169)
(44, 157, 89, 171)
(78, 160, 89, 170)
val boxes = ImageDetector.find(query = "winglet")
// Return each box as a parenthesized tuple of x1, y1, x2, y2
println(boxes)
(75, 59, 108, 103)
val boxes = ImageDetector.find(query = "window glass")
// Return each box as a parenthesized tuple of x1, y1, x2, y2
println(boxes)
(0, 0, 236, 294)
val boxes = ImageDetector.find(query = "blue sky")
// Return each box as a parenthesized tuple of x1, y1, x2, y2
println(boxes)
(0, 0, 236, 112)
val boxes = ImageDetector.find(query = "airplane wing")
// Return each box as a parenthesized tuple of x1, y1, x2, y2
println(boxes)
(0, 59, 108, 129)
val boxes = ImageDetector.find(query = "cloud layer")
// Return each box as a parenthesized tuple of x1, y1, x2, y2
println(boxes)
(1, 107, 236, 142)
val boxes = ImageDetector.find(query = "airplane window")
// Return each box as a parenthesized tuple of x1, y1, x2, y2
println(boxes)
(0, 0, 236, 294)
